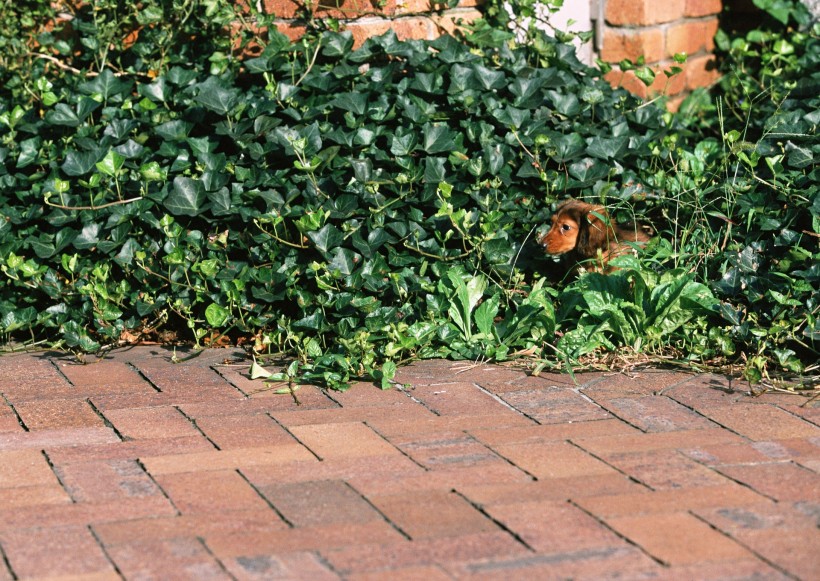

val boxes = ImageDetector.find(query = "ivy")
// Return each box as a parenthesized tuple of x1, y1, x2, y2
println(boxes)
(0, 0, 816, 388)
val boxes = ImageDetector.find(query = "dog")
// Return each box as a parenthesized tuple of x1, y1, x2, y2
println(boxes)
(539, 199, 652, 273)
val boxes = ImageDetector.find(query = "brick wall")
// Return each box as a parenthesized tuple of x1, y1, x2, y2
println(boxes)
(260, 0, 723, 106)
(263, 0, 484, 46)
(598, 0, 723, 107)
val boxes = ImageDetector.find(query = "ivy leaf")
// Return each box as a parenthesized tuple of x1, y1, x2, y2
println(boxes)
(63, 149, 104, 176)
(547, 90, 580, 117)
(165, 177, 206, 216)
(332, 93, 367, 115)
(45, 103, 80, 127)
(422, 123, 459, 154)
(205, 303, 230, 327)
(155, 120, 194, 141)
(307, 224, 344, 253)
(195, 77, 239, 115)
(79, 69, 132, 100)
(586, 136, 629, 160)
(96, 150, 125, 176)
(322, 31, 354, 57)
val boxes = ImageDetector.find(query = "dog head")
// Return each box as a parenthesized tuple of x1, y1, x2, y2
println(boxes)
(539, 199, 610, 258)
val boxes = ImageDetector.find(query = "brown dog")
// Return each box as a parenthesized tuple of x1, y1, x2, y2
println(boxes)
(539, 199, 652, 273)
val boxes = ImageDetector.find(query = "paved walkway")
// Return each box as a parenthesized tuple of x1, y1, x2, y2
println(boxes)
(0, 347, 817, 580)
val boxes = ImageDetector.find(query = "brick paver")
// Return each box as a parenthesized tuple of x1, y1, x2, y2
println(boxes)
(0, 347, 816, 579)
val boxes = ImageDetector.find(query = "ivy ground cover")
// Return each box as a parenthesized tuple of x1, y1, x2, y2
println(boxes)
(0, 3, 817, 389)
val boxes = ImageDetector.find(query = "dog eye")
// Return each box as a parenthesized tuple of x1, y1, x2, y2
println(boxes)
(561, 224, 571, 232)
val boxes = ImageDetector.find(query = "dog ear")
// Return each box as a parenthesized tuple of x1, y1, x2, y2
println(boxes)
(575, 205, 609, 258)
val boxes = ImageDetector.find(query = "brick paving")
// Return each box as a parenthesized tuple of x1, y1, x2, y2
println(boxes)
(0, 347, 817, 580)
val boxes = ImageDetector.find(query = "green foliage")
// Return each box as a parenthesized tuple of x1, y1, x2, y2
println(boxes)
(0, 0, 815, 388)
(672, 0, 819, 381)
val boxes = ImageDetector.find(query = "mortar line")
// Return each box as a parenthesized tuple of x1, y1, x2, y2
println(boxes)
(452, 488, 537, 552)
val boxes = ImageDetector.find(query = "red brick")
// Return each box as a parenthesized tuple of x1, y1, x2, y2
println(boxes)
(392, 359, 468, 386)
(322, 531, 528, 575)
(13, 398, 104, 430)
(351, 460, 533, 497)
(0, 488, 176, 533)
(394, 359, 524, 387)
(702, 403, 819, 441)
(0, 484, 71, 509)
(459, 474, 646, 506)
(574, 428, 744, 456)
(0, 403, 22, 433)
(486, 500, 628, 553)
(0, 449, 59, 488)
(597, 396, 716, 432)
(324, 381, 415, 409)
(606, 0, 685, 25)
(260, 479, 382, 527)
(685, 54, 721, 90)
(288, 422, 401, 459)
(648, 64, 688, 96)
(0, 353, 69, 396)
(104, 406, 203, 440)
(44, 434, 213, 464)
(0, 426, 120, 451)
(480, 372, 580, 395)
(93, 511, 288, 547)
(662, 373, 746, 407)
(52, 458, 162, 503)
(500, 387, 612, 424)
(273, 403, 433, 428)
(695, 502, 818, 534)
(701, 17, 720, 52)
(716, 462, 820, 502)
(191, 413, 295, 449)
(89, 391, 170, 411)
(695, 504, 820, 580)
(575, 483, 771, 518)
(0, 526, 115, 579)
(242, 455, 425, 489)
(605, 68, 649, 99)
(492, 441, 620, 480)
(371, 489, 496, 539)
(365, 408, 532, 438)
(274, 22, 308, 43)
(469, 419, 640, 446)
(106, 537, 229, 580)
(581, 371, 691, 399)
(445, 546, 661, 580)
(601, 28, 665, 63)
(154, 469, 275, 515)
(388, 431, 512, 470)
(56, 359, 156, 394)
(133, 356, 238, 396)
(347, 565, 451, 581)
(212, 365, 335, 407)
(346, 17, 433, 48)
(396, 382, 509, 417)
(213, 520, 406, 557)
(686, 0, 722, 17)
(778, 402, 820, 424)
(599, 449, 731, 489)
(222, 551, 340, 580)
(683, 437, 820, 466)
(661, 559, 793, 580)
(141, 444, 317, 475)
(431, 8, 484, 37)
(666, 19, 719, 58)
(262, 0, 301, 20)
(605, 512, 753, 565)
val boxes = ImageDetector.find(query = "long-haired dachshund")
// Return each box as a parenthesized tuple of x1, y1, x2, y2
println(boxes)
(539, 199, 652, 273)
